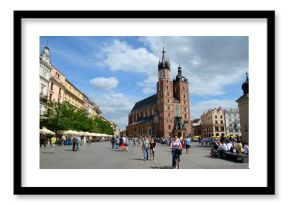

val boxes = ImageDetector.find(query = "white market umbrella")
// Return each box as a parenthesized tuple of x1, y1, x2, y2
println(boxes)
(40, 127, 55, 135)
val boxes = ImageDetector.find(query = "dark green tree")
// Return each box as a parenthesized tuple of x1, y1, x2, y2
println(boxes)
(42, 101, 114, 135)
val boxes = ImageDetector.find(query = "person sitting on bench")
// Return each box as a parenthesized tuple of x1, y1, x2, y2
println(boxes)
(217, 139, 227, 158)
(235, 139, 244, 155)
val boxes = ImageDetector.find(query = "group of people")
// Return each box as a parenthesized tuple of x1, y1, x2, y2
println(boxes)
(140, 135, 191, 169)
(165, 136, 192, 154)
(72, 135, 82, 151)
(40, 135, 84, 151)
(111, 136, 129, 151)
(210, 137, 249, 158)
(141, 136, 156, 160)
(40, 135, 57, 149)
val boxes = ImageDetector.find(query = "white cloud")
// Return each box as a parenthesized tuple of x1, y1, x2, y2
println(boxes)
(92, 93, 136, 130)
(89, 77, 119, 90)
(140, 36, 248, 96)
(190, 99, 238, 119)
(97, 39, 158, 94)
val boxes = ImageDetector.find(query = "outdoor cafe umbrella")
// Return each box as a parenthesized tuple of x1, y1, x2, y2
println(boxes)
(40, 127, 55, 135)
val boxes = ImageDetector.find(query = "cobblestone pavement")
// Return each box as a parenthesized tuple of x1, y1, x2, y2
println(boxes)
(40, 142, 249, 169)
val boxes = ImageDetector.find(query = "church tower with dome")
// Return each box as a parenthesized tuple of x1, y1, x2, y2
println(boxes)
(236, 72, 249, 144)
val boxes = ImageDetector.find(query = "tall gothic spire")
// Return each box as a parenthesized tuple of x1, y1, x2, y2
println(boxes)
(161, 46, 166, 64)
(158, 46, 170, 70)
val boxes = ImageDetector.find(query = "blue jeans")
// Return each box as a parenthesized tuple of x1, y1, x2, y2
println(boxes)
(143, 148, 149, 160)
(172, 149, 177, 167)
(172, 149, 181, 167)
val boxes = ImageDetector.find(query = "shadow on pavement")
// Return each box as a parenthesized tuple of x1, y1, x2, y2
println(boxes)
(131, 158, 146, 161)
(40, 151, 54, 154)
(150, 165, 173, 169)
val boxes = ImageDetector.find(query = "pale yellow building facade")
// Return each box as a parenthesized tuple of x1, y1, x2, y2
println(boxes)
(64, 80, 87, 109)
(200, 107, 225, 137)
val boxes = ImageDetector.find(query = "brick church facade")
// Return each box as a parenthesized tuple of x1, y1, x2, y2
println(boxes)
(127, 48, 191, 138)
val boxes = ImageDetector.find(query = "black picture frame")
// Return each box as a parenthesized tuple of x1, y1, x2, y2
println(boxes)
(14, 10, 275, 195)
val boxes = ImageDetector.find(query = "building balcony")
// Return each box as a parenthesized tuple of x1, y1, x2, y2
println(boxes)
(39, 93, 48, 101)
(50, 76, 65, 86)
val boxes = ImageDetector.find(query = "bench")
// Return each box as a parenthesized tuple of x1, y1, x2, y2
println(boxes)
(224, 152, 249, 163)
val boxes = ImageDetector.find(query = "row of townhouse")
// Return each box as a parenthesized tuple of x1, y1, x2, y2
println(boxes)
(39, 46, 101, 118)
(191, 107, 241, 138)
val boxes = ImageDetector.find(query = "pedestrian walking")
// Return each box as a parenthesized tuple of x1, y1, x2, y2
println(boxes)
(72, 135, 78, 151)
(50, 135, 57, 150)
(77, 135, 81, 151)
(149, 138, 156, 160)
(142, 136, 150, 161)
(185, 135, 191, 154)
(170, 135, 182, 168)
(115, 136, 119, 150)
(40, 135, 46, 148)
(111, 136, 115, 149)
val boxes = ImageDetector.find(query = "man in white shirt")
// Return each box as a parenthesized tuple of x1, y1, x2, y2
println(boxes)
(217, 140, 227, 158)
(226, 140, 232, 152)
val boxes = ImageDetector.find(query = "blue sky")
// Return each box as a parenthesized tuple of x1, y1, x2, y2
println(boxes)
(40, 36, 248, 130)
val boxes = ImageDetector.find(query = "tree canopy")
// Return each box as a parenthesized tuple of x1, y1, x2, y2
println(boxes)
(41, 102, 113, 135)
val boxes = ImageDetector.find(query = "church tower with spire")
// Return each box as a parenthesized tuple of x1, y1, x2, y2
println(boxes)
(127, 46, 191, 139)
(156, 47, 174, 138)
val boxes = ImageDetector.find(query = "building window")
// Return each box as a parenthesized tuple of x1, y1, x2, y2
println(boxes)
(168, 124, 171, 130)
(59, 88, 61, 95)
(221, 120, 223, 124)
(183, 94, 186, 99)
(167, 92, 170, 96)
(49, 94, 52, 100)
(185, 114, 187, 118)
(50, 83, 53, 90)
(220, 115, 223, 119)
(168, 106, 170, 111)
(215, 115, 217, 119)
(40, 84, 45, 95)
(215, 120, 218, 124)
(183, 86, 185, 90)
(168, 113, 170, 117)
(166, 86, 168, 90)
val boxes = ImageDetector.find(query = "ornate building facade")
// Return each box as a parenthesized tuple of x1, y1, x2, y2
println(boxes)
(40, 46, 102, 118)
(127, 48, 191, 138)
(200, 107, 225, 137)
(39, 46, 52, 116)
(64, 79, 88, 109)
(224, 108, 241, 137)
(48, 67, 66, 103)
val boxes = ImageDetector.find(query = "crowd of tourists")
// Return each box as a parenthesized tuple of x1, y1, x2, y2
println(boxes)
(41, 132, 248, 168)
(210, 137, 249, 158)
(40, 134, 111, 151)
(110, 136, 130, 151)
